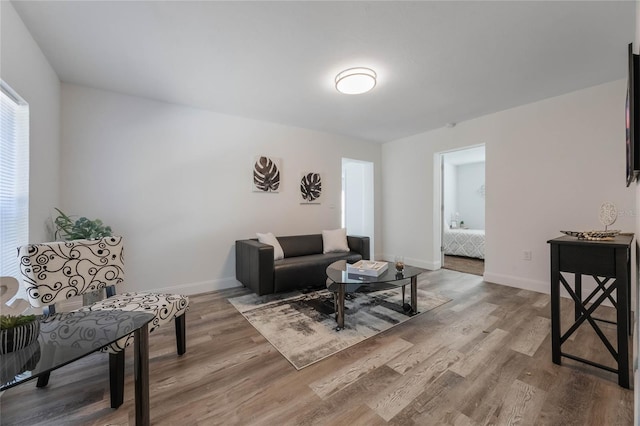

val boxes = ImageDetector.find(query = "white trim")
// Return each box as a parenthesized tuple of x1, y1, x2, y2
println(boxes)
(141, 276, 242, 296)
(381, 254, 440, 271)
(40, 276, 243, 312)
(484, 271, 613, 307)
(483, 272, 547, 293)
(407, 255, 440, 271)
(0, 80, 27, 105)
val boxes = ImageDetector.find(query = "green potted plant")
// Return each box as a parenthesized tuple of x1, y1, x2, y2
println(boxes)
(0, 314, 39, 354)
(53, 208, 113, 240)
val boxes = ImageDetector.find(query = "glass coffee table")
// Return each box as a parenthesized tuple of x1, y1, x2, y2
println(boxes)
(326, 260, 427, 330)
(1, 310, 154, 426)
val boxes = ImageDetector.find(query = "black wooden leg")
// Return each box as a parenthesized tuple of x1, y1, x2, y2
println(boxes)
(410, 276, 418, 314)
(175, 314, 186, 356)
(574, 273, 582, 321)
(36, 372, 50, 388)
(135, 323, 150, 426)
(627, 258, 633, 336)
(616, 247, 630, 388)
(109, 351, 125, 408)
(550, 245, 561, 365)
(36, 339, 55, 387)
(336, 285, 345, 330)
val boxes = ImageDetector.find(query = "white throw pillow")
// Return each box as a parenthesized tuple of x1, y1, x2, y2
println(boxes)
(256, 232, 285, 260)
(322, 228, 350, 253)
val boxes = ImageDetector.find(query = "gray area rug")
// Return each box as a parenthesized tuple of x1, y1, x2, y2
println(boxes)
(229, 286, 451, 370)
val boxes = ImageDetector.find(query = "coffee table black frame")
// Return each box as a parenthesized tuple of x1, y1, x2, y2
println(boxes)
(1, 310, 155, 425)
(326, 260, 427, 330)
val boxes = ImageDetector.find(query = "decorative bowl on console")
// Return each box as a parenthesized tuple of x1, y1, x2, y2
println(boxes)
(560, 230, 621, 240)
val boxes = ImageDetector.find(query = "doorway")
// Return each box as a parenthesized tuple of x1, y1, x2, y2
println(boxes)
(438, 145, 485, 276)
(342, 158, 374, 259)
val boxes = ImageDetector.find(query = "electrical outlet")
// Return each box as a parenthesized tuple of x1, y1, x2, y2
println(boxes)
(523, 250, 532, 261)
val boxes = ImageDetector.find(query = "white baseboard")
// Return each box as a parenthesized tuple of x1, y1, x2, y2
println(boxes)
(380, 254, 441, 271)
(483, 271, 614, 307)
(483, 272, 547, 294)
(44, 277, 242, 313)
(143, 276, 242, 296)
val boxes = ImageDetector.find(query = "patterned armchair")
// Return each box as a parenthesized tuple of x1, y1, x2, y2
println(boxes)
(17, 236, 189, 408)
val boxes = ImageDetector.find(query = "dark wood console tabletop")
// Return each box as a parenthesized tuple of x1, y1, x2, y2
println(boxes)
(547, 234, 633, 388)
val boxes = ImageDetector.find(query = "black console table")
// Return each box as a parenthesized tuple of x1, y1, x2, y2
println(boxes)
(547, 235, 633, 388)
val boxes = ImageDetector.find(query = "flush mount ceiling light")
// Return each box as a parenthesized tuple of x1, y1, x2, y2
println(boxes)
(335, 67, 377, 95)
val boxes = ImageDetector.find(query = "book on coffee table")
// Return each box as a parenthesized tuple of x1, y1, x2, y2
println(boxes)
(346, 260, 389, 277)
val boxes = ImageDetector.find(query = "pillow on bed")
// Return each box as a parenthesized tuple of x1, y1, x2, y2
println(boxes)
(256, 232, 284, 260)
(322, 228, 350, 253)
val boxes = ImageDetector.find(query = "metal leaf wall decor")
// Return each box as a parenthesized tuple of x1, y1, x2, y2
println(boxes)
(253, 156, 281, 192)
(300, 172, 322, 204)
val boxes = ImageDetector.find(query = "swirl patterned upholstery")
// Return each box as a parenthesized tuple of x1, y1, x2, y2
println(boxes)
(78, 292, 189, 352)
(18, 237, 125, 307)
(17, 236, 189, 408)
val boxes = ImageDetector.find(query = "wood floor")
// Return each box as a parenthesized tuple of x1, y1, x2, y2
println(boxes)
(0, 269, 633, 425)
(442, 255, 485, 276)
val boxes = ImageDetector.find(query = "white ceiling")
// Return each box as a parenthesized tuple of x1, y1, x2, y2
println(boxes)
(10, 1, 635, 143)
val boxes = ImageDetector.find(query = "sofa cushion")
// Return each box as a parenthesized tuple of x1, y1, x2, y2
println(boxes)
(275, 251, 360, 267)
(278, 234, 323, 258)
(256, 232, 285, 260)
(322, 228, 350, 253)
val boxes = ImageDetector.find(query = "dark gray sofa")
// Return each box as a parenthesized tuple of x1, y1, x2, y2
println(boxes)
(235, 234, 370, 296)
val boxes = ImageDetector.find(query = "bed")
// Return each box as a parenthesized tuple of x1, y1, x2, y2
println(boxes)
(443, 228, 485, 259)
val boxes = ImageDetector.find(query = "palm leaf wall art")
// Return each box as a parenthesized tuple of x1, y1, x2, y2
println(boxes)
(253, 156, 281, 192)
(300, 172, 322, 204)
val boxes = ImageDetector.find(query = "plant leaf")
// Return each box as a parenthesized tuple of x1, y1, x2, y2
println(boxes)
(253, 156, 280, 192)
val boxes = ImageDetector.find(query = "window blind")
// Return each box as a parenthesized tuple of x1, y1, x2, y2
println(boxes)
(0, 81, 29, 279)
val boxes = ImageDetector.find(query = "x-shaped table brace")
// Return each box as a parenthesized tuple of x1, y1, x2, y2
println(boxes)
(559, 274, 618, 372)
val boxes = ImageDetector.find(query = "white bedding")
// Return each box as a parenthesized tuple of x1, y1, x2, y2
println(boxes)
(443, 228, 485, 259)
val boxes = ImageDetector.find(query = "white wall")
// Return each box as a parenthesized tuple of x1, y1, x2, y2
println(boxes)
(1, 1, 61, 244)
(383, 80, 635, 291)
(61, 84, 382, 294)
(456, 162, 485, 230)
